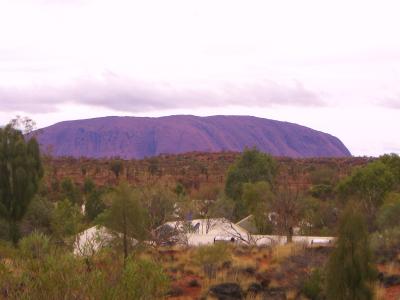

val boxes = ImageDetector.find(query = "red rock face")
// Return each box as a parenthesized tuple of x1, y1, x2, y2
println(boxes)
(35, 115, 351, 158)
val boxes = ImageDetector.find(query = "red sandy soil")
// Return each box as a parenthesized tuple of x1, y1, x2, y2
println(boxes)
(385, 285, 400, 300)
(168, 275, 203, 300)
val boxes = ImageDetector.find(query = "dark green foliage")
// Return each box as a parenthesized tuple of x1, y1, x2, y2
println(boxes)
(337, 160, 394, 213)
(21, 196, 54, 236)
(326, 205, 376, 300)
(376, 193, 400, 230)
(60, 178, 81, 205)
(0, 124, 43, 244)
(309, 184, 333, 200)
(225, 148, 277, 218)
(174, 182, 186, 197)
(19, 231, 51, 260)
(51, 199, 83, 241)
(83, 177, 95, 194)
(110, 159, 123, 179)
(85, 189, 105, 221)
(380, 153, 400, 189)
(100, 182, 149, 259)
(302, 268, 324, 300)
(302, 196, 337, 235)
(241, 181, 274, 233)
(116, 258, 170, 299)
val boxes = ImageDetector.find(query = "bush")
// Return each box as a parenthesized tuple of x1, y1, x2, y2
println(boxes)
(376, 195, 400, 230)
(302, 268, 324, 299)
(370, 227, 400, 262)
(19, 231, 51, 260)
(20, 196, 54, 236)
(194, 243, 231, 279)
(115, 258, 170, 299)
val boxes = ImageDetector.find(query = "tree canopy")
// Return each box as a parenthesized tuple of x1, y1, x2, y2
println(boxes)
(225, 148, 277, 218)
(0, 124, 43, 243)
(326, 204, 376, 300)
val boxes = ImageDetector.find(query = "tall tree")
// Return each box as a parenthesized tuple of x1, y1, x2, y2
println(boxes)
(101, 182, 148, 260)
(326, 204, 376, 300)
(225, 147, 277, 219)
(0, 123, 43, 244)
(337, 160, 394, 214)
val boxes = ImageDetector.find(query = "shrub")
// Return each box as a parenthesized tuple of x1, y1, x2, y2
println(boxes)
(302, 268, 324, 300)
(114, 258, 170, 299)
(325, 205, 376, 300)
(194, 243, 232, 279)
(19, 231, 51, 260)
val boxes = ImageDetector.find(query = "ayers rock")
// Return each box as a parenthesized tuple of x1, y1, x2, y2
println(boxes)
(35, 115, 351, 158)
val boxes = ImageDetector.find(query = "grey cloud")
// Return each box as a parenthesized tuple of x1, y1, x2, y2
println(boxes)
(0, 75, 325, 114)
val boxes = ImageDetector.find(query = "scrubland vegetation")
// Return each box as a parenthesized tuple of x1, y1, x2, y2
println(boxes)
(1, 119, 400, 299)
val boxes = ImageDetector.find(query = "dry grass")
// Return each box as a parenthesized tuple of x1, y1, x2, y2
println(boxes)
(270, 243, 304, 264)
(374, 283, 386, 300)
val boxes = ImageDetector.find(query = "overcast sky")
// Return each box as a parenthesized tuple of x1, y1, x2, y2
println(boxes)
(0, 0, 399, 156)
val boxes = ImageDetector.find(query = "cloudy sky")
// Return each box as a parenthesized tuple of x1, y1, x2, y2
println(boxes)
(0, 0, 399, 156)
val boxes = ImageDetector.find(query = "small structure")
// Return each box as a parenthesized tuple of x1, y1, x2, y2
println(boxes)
(74, 225, 113, 256)
(158, 218, 252, 246)
(74, 225, 138, 256)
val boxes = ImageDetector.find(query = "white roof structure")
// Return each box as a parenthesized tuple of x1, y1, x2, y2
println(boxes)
(73, 225, 113, 256)
(161, 218, 252, 246)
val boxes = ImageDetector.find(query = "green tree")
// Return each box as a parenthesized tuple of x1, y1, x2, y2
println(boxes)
(337, 161, 394, 214)
(83, 177, 95, 194)
(225, 148, 277, 218)
(110, 159, 123, 180)
(60, 178, 81, 205)
(376, 193, 400, 230)
(379, 153, 400, 188)
(85, 189, 105, 221)
(101, 182, 148, 260)
(51, 199, 83, 241)
(0, 124, 43, 244)
(242, 181, 274, 233)
(21, 195, 54, 236)
(326, 204, 376, 300)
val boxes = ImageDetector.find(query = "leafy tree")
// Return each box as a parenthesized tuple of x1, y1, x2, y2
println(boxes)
(379, 153, 400, 188)
(0, 123, 43, 244)
(51, 199, 83, 241)
(83, 177, 95, 194)
(60, 178, 81, 205)
(337, 161, 394, 214)
(376, 193, 400, 230)
(242, 181, 274, 233)
(85, 189, 106, 221)
(21, 195, 54, 236)
(225, 148, 277, 218)
(101, 182, 148, 260)
(326, 204, 376, 300)
(110, 159, 123, 180)
(174, 182, 186, 197)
